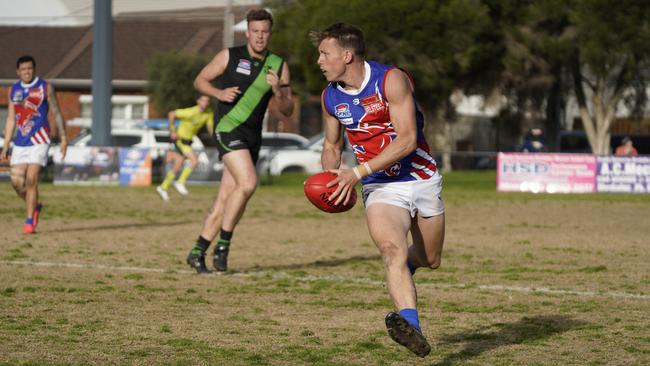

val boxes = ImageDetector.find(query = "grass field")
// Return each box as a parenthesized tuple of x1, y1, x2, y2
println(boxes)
(1, 171, 649, 365)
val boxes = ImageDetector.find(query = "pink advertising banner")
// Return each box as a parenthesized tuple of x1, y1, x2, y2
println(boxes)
(497, 153, 597, 193)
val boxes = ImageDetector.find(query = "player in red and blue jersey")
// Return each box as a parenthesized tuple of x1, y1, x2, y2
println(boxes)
(313, 23, 445, 358)
(1, 55, 67, 234)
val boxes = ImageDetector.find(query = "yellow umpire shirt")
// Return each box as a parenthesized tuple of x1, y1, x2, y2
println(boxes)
(173, 105, 214, 141)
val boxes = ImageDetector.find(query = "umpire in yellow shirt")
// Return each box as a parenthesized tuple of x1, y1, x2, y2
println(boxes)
(157, 95, 214, 201)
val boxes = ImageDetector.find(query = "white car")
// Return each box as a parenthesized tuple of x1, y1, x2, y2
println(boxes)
(65, 128, 309, 177)
(267, 133, 356, 175)
(65, 127, 204, 160)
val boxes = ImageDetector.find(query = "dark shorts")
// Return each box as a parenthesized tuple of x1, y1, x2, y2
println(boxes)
(174, 139, 193, 156)
(214, 128, 261, 164)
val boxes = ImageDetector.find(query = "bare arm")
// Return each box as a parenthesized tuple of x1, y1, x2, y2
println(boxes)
(194, 48, 241, 103)
(362, 69, 417, 173)
(48, 83, 67, 160)
(327, 69, 418, 205)
(167, 110, 177, 140)
(1, 91, 15, 161)
(321, 102, 343, 170)
(266, 62, 294, 116)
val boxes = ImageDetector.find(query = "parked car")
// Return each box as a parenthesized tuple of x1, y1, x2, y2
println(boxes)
(65, 127, 204, 160)
(267, 133, 356, 176)
(64, 127, 310, 178)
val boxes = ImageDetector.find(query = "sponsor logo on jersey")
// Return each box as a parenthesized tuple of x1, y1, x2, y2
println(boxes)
(361, 94, 386, 114)
(228, 139, 243, 148)
(352, 98, 360, 105)
(19, 120, 34, 137)
(236, 59, 251, 75)
(13, 90, 23, 102)
(28, 88, 43, 100)
(385, 162, 401, 176)
(334, 103, 352, 119)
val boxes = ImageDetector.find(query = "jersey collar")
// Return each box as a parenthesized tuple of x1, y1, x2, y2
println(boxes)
(336, 61, 371, 95)
(20, 76, 39, 88)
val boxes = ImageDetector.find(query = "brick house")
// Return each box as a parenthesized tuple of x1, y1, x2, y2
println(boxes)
(0, 6, 299, 140)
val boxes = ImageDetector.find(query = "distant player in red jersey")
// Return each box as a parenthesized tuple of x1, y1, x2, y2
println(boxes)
(313, 23, 445, 357)
(1, 55, 67, 234)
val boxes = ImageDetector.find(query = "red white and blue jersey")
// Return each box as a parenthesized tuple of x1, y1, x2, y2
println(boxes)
(322, 61, 437, 185)
(10, 77, 51, 147)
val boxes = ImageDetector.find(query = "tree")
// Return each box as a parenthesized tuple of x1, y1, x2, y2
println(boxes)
(490, 0, 650, 154)
(269, 0, 499, 168)
(145, 52, 212, 113)
(569, 0, 650, 154)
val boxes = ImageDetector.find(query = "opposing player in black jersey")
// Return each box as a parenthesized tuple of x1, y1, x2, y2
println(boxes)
(186, 9, 293, 273)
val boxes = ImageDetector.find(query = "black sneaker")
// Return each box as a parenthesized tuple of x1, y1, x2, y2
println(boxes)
(213, 245, 229, 272)
(385, 312, 431, 358)
(186, 252, 209, 274)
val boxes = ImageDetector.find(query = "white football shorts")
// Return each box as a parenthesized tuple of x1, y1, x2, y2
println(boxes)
(362, 174, 445, 218)
(10, 144, 50, 167)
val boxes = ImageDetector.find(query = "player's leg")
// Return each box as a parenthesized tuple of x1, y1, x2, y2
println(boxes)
(367, 203, 431, 357)
(186, 163, 237, 273)
(210, 150, 257, 272)
(406, 176, 445, 274)
(21, 164, 42, 233)
(174, 148, 197, 195)
(367, 203, 415, 309)
(9, 164, 28, 200)
(407, 213, 445, 273)
(160, 140, 188, 196)
(220, 149, 258, 231)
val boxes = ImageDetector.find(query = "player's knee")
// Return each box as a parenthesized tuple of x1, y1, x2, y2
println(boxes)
(377, 240, 404, 264)
(240, 179, 257, 197)
(24, 175, 38, 188)
(426, 255, 442, 270)
(10, 178, 25, 194)
(10, 171, 25, 188)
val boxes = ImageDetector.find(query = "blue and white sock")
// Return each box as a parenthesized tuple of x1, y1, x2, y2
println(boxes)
(399, 308, 421, 331)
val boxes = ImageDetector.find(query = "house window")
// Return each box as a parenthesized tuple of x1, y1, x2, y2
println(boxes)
(79, 95, 149, 122)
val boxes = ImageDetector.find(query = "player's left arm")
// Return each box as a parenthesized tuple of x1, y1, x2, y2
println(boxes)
(206, 111, 214, 138)
(266, 62, 293, 116)
(327, 69, 417, 205)
(47, 83, 67, 160)
(364, 69, 417, 172)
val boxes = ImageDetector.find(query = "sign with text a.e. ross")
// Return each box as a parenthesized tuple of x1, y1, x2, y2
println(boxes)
(596, 156, 650, 193)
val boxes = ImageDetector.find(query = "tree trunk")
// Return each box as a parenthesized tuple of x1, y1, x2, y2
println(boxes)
(572, 58, 627, 155)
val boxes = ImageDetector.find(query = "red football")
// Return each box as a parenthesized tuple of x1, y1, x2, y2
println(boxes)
(304, 171, 357, 213)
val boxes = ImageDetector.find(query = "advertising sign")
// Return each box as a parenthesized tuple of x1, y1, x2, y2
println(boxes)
(596, 156, 650, 193)
(53, 146, 119, 185)
(497, 153, 597, 193)
(118, 147, 152, 186)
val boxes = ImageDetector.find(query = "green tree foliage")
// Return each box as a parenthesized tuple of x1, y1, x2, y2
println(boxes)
(269, 0, 497, 108)
(269, 0, 650, 154)
(496, 0, 650, 154)
(146, 52, 212, 113)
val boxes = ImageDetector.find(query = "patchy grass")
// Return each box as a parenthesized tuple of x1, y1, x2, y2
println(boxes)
(0, 171, 648, 365)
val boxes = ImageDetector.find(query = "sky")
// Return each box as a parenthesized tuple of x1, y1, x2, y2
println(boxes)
(0, 0, 260, 26)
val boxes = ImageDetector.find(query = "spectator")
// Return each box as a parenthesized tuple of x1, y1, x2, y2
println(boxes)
(520, 128, 546, 153)
(615, 136, 638, 156)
